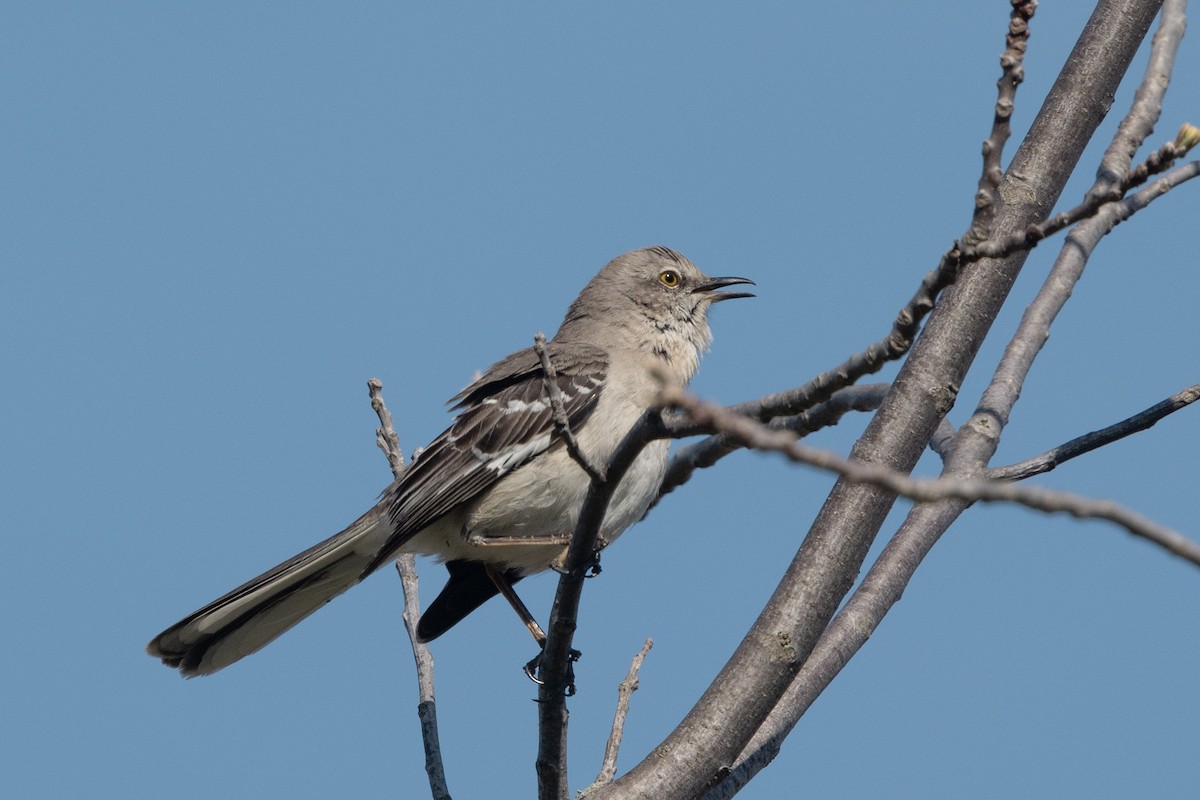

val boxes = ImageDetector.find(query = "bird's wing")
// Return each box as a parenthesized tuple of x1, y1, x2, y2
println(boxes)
(360, 342, 608, 575)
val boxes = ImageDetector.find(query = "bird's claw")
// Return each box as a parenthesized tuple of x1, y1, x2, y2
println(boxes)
(548, 549, 603, 578)
(524, 648, 581, 696)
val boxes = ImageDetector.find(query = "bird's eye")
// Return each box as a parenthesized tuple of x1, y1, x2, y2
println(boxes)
(658, 270, 681, 288)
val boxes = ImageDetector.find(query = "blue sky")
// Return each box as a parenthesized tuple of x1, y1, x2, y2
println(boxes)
(3, 3, 1198, 798)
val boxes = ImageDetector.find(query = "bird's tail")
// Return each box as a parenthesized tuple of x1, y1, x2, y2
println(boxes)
(147, 504, 392, 677)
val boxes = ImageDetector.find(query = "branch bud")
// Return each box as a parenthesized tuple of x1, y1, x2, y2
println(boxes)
(1175, 123, 1200, 154)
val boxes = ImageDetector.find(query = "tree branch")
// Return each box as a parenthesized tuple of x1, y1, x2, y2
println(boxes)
(369, 378, 406, 477)
(660, 117, 1197, 458)
(964, 0, 1036, 246)
(536, 410, 667, 800)
(700, 493, 967, 800)
(395, 556, 452, 800)
(663, 386, 1200, 567)
(708, 4, 1191, 791)
(1090, 0, 1188, 197)
(949, 157, 1200, 484)
(956, 127, 1197, 265)
(991, 385, 1200, 481)
(598, 5, 1167, 796)
(592, 638, 654, 787)
(654, 384, 889, 506)
(367, 379, 451, 800)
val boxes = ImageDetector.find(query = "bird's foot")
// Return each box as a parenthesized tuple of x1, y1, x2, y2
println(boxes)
(524, 647, 582, 696)
(548, 549, 602, 578)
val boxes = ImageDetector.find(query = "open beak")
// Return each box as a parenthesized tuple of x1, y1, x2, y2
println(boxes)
(693, 275, 756, 302)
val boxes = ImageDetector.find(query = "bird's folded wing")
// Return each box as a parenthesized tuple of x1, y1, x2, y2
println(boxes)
(360, 342, 608, 574)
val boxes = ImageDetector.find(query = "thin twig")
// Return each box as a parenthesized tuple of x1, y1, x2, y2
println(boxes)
(663, 385, 1200, 569)
(534, 332, 604, 481)
(991, 385, 1200, 481)
(369, 378, 406, 476)
(368, 379, 452, 800)
(965, 0, 1036, 245)
(958, 127, 1198, 264)
(593, 638, 654, 786)
(655, 385, 889, 506)
(395, 557, 451, 800)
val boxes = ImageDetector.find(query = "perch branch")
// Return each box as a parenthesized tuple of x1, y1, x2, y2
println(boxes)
(536, 410, 668, 800)
(368, 379, 451, 800)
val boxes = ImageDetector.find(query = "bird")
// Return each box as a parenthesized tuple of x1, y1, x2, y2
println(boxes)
(147, 246, 752, 677)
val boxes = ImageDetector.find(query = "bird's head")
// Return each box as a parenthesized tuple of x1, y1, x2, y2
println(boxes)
(556, 246, 754, 383)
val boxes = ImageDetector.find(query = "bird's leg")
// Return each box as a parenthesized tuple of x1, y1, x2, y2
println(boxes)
(486, 563, 547, 646)
(485, 564, 579, 694)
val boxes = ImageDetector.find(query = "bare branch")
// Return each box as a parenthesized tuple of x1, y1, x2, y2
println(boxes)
(667, 379, 1200, 800)
(734, 126, 1197, 456)
(960, 156, 1200, 474)
(964, 127, 1196, 261)
(367, 379, 451, 800)
(534, 331, 605, 482)
(664, 386, 1200, 568)
(1090, 0, 1188, 197)
(369, 377, 406, 477)
(991, 385, 1200, 481)
(599, 8, 1168, 796)
(701, 495, 965, 800)
(593, 638, 654, 787)
(663, 130, 1197, 459)
(708, 8, 1194, 793)
(928, 417, 959, 458)
(938, 156, 1192, 483)
(537, 410, 667, 800)
(655, 384, 889, 506)
(937, 108, 1194, 484)
(713, 386, 1200, 797)
(1111, 154, 1200, 214)
(396, 557, 452, 800)
(965, 0, 1036, 246)
(662, 135, 1197, 455)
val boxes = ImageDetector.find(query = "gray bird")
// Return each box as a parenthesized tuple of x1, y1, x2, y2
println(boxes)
(147, 246, 752, 677)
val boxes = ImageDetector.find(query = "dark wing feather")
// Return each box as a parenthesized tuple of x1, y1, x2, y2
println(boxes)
(359, 342, 607, 575)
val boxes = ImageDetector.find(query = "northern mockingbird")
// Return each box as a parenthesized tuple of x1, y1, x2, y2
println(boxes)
(148, 246, 752, 677)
